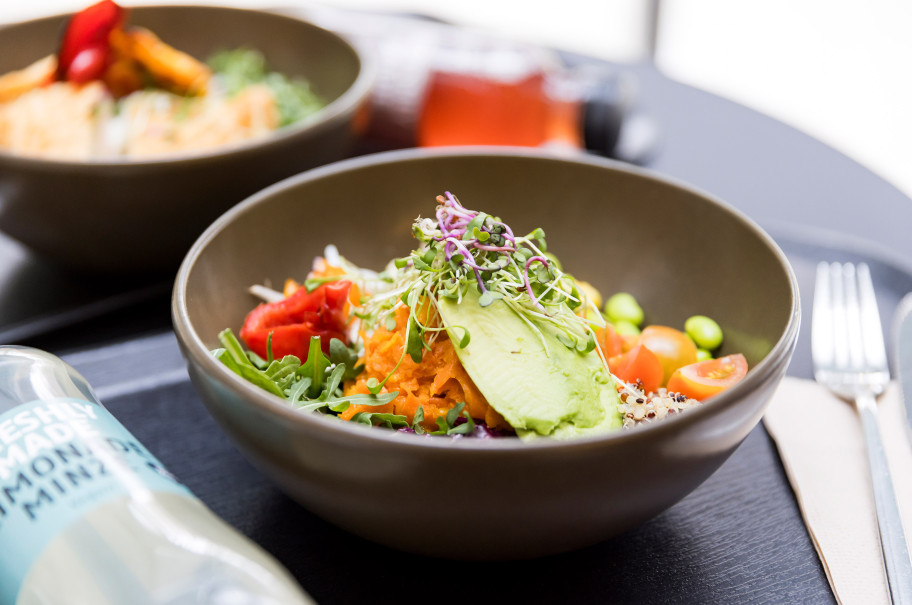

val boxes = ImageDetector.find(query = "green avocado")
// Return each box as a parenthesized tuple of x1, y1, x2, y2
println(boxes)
(437, 288, 622, 439)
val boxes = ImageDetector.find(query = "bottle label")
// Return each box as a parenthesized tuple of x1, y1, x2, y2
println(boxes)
(0, 397, 192, 602)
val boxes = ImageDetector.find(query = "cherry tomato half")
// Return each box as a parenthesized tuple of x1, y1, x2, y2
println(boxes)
(239, 280, 351, 361)
(66, 45, 108, 83)
(637, 325, 698, 386)
(666, 354, 748, 401)
(608, 344, 664, 394)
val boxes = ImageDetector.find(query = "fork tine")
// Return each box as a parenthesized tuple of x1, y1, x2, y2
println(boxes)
(830, 263, 850, 371)
(842, 263, 866, 371)
(812, 262, 834, 370)
(856, 262, 889, 373)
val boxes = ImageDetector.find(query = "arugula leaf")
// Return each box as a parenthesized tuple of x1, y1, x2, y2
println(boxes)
(329, 338, 363, 381)
(214, 329, 398, 419)
(296, 336, 331, 397)
(288, 377, 313, 406)
(349, 411, 410, 429)
(265, 355, 301, 386)
(405, 316, 425, 363)
(215, 330, 285, 397)
(411, 406, 427, 434)
(427, 402, 476, 436)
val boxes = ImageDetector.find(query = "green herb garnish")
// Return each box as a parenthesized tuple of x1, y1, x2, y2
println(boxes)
(214, 329, 396, 415)
(358, 192, 603, 365)
(428, 402, 476, 436)
(207, 48, 323, 127)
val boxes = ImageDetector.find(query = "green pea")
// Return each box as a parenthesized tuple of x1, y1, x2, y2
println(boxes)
(696, 348, 714, 361)
(613, 320, 641, 338)
(685, 315, 723, 350)
(604, 292, 644, 326)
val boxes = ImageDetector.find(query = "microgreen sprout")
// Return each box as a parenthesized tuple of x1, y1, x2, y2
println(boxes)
(358, 192, 604, 364)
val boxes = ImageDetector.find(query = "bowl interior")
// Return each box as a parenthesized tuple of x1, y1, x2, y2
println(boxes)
(183, 150, 794, 371)
(0, 6, 360, 106)
(174, 149, 799, 558)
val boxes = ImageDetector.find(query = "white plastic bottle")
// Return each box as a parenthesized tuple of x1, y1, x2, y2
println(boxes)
(0, 346, 314, 605)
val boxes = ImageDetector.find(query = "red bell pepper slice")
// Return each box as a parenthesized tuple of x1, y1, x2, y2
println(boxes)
(239, 280, 352, 361)
(56, 0, 126, 83)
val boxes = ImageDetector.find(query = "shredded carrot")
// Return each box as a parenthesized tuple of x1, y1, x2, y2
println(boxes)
(341, 306, 510, 431)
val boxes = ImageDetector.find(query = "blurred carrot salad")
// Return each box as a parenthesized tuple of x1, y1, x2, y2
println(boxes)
(0, 0, 323, 159)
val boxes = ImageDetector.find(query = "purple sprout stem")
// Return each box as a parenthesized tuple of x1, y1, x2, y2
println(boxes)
(435, 193, 532, 296)
(445, 237, 487, 292)
(444, 191, 472, 215)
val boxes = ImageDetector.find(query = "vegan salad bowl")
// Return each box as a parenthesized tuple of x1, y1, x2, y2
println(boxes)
(0, 3, 373, 273)
(172, 148, 800, 560)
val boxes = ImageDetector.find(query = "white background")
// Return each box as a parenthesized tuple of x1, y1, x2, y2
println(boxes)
(3, 0, 910, 200)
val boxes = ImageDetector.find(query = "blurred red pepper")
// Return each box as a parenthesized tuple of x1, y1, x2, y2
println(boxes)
(239, 281, 352, 361)
(56, 0, 126, 82)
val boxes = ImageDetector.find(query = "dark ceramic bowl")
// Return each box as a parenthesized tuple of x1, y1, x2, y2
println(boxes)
(0, 5, 372, 273)
(172, 148, 800, 560)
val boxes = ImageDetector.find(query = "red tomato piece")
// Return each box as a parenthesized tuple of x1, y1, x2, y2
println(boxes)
(66, 45, 108, 83)
(666, 354, 748, 401)
(239, 281, 352, 361)
(637, 325, 698, 386)
(595, 323, 624, 359)
(57, 0, 125, 81)
(608, 345, 664, 394)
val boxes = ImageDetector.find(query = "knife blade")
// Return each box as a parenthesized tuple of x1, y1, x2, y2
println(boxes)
(893, 292, 912, 443)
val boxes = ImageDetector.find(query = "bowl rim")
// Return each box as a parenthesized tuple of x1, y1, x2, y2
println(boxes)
(0, 4, 376, 169)
(172, 146, 801, 453)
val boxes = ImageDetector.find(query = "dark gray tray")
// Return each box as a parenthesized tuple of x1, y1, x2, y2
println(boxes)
(5, 52, 912, 602)
(52, 227, 912, 604)
(60, 331, 827, 605)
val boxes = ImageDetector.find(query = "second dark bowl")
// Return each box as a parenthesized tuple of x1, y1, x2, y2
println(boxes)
(0, 5, 373, 273)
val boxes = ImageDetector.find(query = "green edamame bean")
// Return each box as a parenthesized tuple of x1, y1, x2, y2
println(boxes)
(613, 319, 641, 337)
(604, 292, 644, 326)
(696, 348, 714, 361)
(685, 315, 723, 350)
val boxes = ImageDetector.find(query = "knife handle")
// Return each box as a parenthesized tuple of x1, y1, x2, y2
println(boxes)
(857, 392, 912, 604)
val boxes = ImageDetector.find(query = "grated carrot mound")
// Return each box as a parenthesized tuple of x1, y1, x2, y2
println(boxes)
(341, 306, 510, 431)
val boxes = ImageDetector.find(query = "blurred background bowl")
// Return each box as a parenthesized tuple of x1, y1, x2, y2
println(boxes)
(0, 5, 372, 274)
(172, 148, 800, 560)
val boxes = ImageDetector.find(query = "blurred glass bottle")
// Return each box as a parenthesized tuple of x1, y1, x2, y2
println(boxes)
(302, 8, 648, 159)
(0, 346, 313, 605)
(414, 32, 631, 155)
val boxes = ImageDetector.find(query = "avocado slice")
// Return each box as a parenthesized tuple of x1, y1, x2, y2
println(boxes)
(437, 288, 623, 439)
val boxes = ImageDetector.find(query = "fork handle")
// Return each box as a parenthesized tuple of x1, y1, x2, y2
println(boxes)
(857, 392, 912, 604)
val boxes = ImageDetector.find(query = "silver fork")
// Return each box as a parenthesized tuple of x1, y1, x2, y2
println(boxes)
(812, 261, 912, 603)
